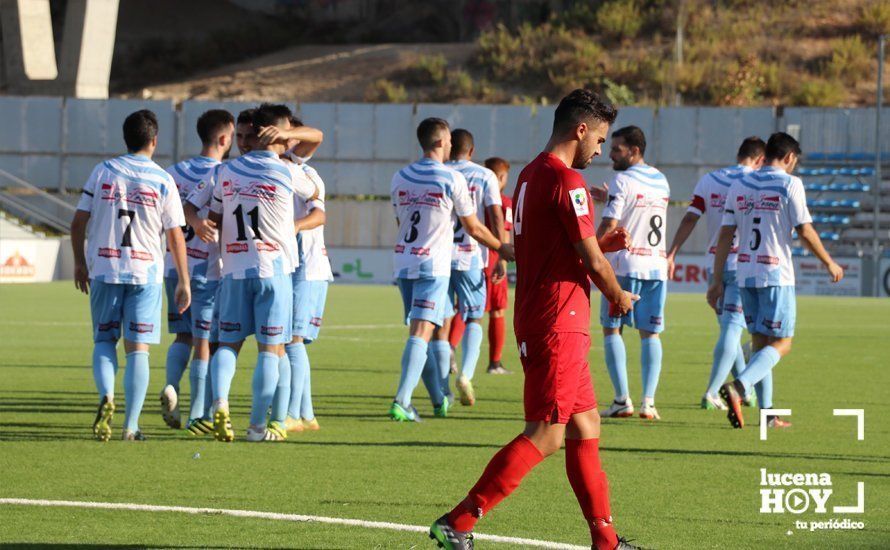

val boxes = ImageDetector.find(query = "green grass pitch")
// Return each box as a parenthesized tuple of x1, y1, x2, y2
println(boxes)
(0, 282, 888, 549)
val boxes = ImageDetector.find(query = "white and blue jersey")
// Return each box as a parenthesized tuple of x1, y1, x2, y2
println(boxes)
(445, 159, 501, 271)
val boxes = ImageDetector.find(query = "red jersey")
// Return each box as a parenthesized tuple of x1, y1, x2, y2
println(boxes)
(486, 193, 513, 265)
(512, 153, 595, 338)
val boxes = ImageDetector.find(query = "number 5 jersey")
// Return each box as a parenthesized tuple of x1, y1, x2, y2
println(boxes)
(602, 163, 671, 281)
(76, 153, 185, 284)
(390, 158, 475, 280)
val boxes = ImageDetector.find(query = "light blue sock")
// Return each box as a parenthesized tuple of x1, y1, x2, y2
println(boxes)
(286, 343, 308, 419)
(737, 346, 781, 393)
(603, 334, 629, 401)
(271, 353, 291, 423)
(300, 361, 314, 420)
(395, 335, 429, 407)
(460, 321, 484, 380)
(421, 353, 444, 407)
(123, 351, 150, 432)
(431, 340, 452, 399)
(165, 341, 191, 393)
(188, 359, 209, 420)
(706, 322, 744, 396)
(640, 337, 663, 400)
(210, 346, 238, 403)
(92, 341, 118, 399)
(731, 342, 746, 379)
(755, 372, 773, 409)
(249, 352, 280, 427)
(203, 359, 214, 419)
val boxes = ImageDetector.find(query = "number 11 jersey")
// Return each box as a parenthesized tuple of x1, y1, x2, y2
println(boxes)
(390, 158, 474, 279)
(602, 163, 671, 281)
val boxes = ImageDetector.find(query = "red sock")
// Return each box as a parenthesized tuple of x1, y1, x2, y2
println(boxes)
(447, 434, 544, 532)
(488, 316, 505, 363)
(565, 439, 618, 550)
(449, 314, 465, 350)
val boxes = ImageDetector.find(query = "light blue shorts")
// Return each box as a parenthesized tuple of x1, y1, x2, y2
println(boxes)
(600, 276, 667, 334)
(709, 271, 746, 328)
(190, 279, 219, 341)
(445, 268, 487, 321)
(165, 276, 191, 334)
(397, 276, 450, 326)
(217, 275, 293, 345)
(740, 286, 796, 338)
(292, 277, 329, 344)
(90, 280, 163, 344)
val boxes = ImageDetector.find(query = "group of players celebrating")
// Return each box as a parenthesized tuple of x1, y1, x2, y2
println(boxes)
(70, 87, 844, 549)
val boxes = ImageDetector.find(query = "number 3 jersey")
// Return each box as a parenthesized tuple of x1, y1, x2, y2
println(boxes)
(722, 166, 812, 288)
(390, 158, 474, 279)
(602, 164, 671, 281)
(209, 150, 316, 280)
(163, 156, 221, 282)
(76, 154, 185, 285)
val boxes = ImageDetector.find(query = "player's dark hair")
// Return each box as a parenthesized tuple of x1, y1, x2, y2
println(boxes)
(553, 89, 618, 136)
(737, 136, 766, 161)
(450, 129, 474, 158)
(484, 156, 510, 175)
(764, 132, 802, 161)
(289, 115, 304, 128)
(197, 109, 234, 146)
(612, 125, 646, 156)
(416, 117, 450, 151)
(253, 103, 293, 131)
(122, 109, 158, 153)
(236, 108, 256, 126)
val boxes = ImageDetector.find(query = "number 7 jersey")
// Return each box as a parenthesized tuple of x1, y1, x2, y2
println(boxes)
(390, 158, 474, 279)
(602, 163, 671, 280)
(209, 150, 316, 280)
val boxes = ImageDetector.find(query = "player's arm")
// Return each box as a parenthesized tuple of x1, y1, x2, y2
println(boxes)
(706, 225, 736, 311)
(295, 207, 326, 233)
(573, 236, 636, 315)
(459, 214, 513, 261)
(666, 212, 701, 280)
(258, 125, 324, 158)
(70, 210, 91, 294)
(184, 201, 217, 243)
(796, 223, 844, 282)
(166, 227, 191, 314)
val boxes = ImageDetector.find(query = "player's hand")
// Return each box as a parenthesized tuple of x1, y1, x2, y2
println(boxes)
(612, 290, 639, 317)
(194, 218, 217, 243)
(497, 242, 515, 262)
(589, 181, 609, 203)
(826, 261, 844, 283)
(74, 263, 90, 295)
(491, 259, 507, 285)
(599, 227, 630, 252)
(257, 126, 289, 146)
(706, 282, 724, 313)
(666, 254, 676, 281)
(174, 281, 191, 314)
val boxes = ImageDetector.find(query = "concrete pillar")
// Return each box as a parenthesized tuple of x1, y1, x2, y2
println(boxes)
(0, 0, 59, 94)
(57, 0, 119, 99)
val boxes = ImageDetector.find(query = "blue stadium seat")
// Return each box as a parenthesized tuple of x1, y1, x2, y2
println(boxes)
(819, 231, 840, 241)
(792, 247, 810, 256)
(806, 183, 829, 192)
(839, 199, 860, 208)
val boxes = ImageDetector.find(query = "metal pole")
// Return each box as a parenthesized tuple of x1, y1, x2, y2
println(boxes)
(874, 34, 885, 297)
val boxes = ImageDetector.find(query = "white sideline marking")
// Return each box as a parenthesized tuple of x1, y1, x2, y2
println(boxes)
(833, 408, 865, 440)
(760, 408, 792, 440)
(0, 498, 587, 549)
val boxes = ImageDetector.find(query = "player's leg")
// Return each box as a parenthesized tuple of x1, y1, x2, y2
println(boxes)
(283, 273, 307, 432)
(161, 276, 192, 429)
(185, 279, 216, 435)
(633, 279, 665, 420)
(296, 280, 328, 430)
(454, 269, 486, 406)
(421, 319, 450, 415)
(703, 272, 745, 409)
(247, 275, 292, 442)
(210, 277, 248, 442)
(88, 280, 122, 442)
(486, 271, 509, 374)
(120, 282, 163, 441)
(600, 277, 633, 417)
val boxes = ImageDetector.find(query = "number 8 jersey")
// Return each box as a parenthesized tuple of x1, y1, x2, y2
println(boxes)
(390, 158, 474, 279)
(76, 154, 185, 284)
(210, 150, 316, 280)
(602, 163, 671, 280)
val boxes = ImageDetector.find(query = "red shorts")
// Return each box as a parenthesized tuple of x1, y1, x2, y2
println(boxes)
(485, 272, 508, 312)
(517, 332, 597, 424)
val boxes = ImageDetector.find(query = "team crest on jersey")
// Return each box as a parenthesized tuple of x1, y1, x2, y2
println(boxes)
(710, 193, 726, 209)
(570, 188, 589, 216)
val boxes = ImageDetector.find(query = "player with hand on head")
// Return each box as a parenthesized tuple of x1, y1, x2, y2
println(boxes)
(206, 103, 318, 442)
(389, 118, 513, 423)
(430, 89, 640, 550)
(709, 132, 844, 429)
(159, 109, 234, 434)
(665, 137, 766, 412)
(70, 109, 191, 442)
(598, 126, 670, 421)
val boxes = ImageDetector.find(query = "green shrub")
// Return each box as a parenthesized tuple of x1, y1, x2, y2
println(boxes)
(405, 54, 448, 86)
(365, 79, 408, 103)
(791, 78, 846, 107)
(858, 2, 890, 37)
(596, 0, 643, 41)
(824, 36, 873, 81)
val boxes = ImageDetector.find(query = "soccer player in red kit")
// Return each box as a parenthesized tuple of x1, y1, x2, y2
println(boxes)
(430, 89, 641, 550)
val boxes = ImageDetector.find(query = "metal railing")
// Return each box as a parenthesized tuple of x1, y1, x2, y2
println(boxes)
(0, 167, 76, 234)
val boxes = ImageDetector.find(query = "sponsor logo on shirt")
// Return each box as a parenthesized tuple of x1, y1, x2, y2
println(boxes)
(98, 247, 121, 258)
(260, 325, 284, 336)
(737, 195, 755, 214)
(129, 322, 154, 333)
(629, 247, 653, 256)
(710, 192, 726, 210)
(757, 255, 780, 265)
(187, 247, 209, 260)
(220, 321, 241, 332)
(397, 190, 444, 208)
(394, 244, 405, 253)
(570, 188, 589, 216)
(757, 195, 781, 211)
(256, 242, 280, 252)
(633, 195, 668, 209)
(738, 253, 751, 262)
(410, 247, 431, 256)
(457, 243, 475, 252)
(226, 243, 249, 253)
(130, 250, 153, 261)
(100, 183, 158, 207)
(709, 246, 739, 254)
